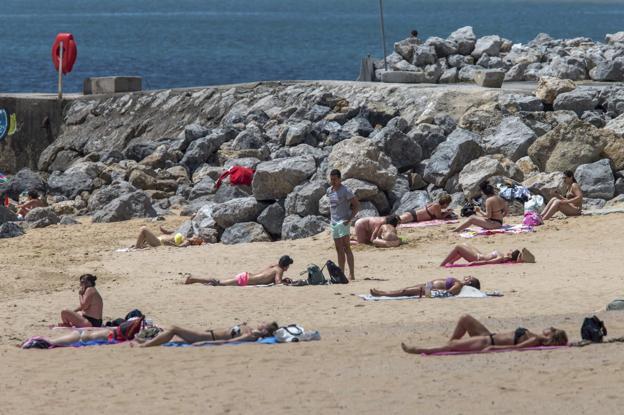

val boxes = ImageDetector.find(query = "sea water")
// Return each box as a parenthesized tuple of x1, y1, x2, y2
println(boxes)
(1, 0, 624, 92)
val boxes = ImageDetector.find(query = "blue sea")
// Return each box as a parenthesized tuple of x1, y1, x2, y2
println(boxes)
(2, 0, 624, 93)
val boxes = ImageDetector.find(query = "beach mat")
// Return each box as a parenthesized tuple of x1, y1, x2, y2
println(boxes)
(162, 336, 278, 347)
(359, 286, 500, 301)
(421, 345, 567, 356)
(398, 219, 458, 229)
(459, 224, 534, 238)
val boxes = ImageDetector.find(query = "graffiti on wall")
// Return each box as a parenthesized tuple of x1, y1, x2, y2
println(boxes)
(0, 109, 17, 142)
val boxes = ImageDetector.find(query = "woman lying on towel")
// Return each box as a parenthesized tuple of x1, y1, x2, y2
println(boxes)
(398, 193, 454, 224)
(370, 276, 480, 298)
(133, 226, 203, 248)
(137, 321, 279, 348)
(353, 214, 400, 247)
(440, 244, 535, 266)
(454, 181, 508, 233)
(401, 314, 568, 355)
(541, 170, 583, 220)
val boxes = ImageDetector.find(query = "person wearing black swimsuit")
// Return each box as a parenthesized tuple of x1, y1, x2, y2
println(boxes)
(401, 314, 568, 355)
(454, 182, 508, 233)
(399, 194, 453, 224)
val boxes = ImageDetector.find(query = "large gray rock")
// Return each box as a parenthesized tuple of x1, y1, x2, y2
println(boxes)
(381, 70, 426, 84)
(24, 207, 60, 228)
(553, 89, 597, 115)
(589, 58, 624, 81)
(545, 56, 586, 81)
(482, 117, 537, 161)
(393, 191, 432, 214)
(284, 181, 327, 216)
(458, 157, 508, 199)
(257, 203, 285, 236)
(528, 119, 608, 172)
(220, 222, 272, 245)
(92, 191, 157, 223)
(447, 26, 476, 55)
(88, 181, 137, 212)
(211, 197, 265, 229)
(471, 35, 502, 58)
(191, 203, 219, 243)
(604, 113, 624, 136)
(188, 176, 216, 200)
(498, 94, 544, 113)
(535, 76, 576, 105)
(605, 194, 624, 208)
(0, 222, 24, 239)
(181, 129, 235, 171)
(48, 162, 103, 199)
(328, 136, 397, 191)
(522, 172, 566, 201)
(252, 156, 316, 201)
(281, 215, 328, 240)
(474, 70, 505, 88)
(353, 201, 380, 221)
(412, 45, 437, 67)
(6, 168, 47, 200)
(285, 121, 313, 146)
(342, 178, 379, 200)
(407, 123, 447, 159)
(371, 127, 423, 171)
(424, 37, 457, 58)
(423, 128, 483, 187)
(0, 206, 18, 224)
(575, 159, 615, 200)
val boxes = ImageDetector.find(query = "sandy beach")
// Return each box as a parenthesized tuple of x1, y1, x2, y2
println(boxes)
(1, 212, 623, 414)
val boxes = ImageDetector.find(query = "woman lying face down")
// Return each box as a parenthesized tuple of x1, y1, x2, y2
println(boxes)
(401, 314, 568, 355)
(353, 214, 401, 247)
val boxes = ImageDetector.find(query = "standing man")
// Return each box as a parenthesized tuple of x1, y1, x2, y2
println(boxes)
(327, 169, 359, 280)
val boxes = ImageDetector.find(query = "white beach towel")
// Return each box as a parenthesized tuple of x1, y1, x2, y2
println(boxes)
(358, 286, 491, 301)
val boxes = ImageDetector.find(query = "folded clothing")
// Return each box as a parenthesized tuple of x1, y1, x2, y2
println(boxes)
(398, 219, 458, 229)
(459, 224, 534, 238)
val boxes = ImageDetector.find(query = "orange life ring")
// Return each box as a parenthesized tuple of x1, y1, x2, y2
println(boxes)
(51, 33, 78, 74)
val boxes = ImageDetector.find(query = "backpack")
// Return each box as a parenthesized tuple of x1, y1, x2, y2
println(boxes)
(460, 201, 476, 217)
(581, 315, 607, 343)
(325, 260, 349, 284)
(215, 166, 255, 189)
(113, 316, 145, 341)
(301, 264, 327, 285)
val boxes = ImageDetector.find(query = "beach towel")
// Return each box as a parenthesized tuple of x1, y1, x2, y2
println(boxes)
(421, 345, 567, 356)
(459, 224, 534, 238)
(358, 286, 498, 301)
(163, 337, 279, 347)
(444, 262, 519, 268)
(398, 219, 458, 229)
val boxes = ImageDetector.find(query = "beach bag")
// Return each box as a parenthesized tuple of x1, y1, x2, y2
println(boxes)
(274, 324, 321, 343)
(215, 166, 254, 189)
(461, 201, 476, 217)
(326, 260, 349, 284)
(581, 316, 607, 343)
(113, 316, 145, 341)
(524, 195, 544, 213)
(302, 264, 327, 285)
(522, 211, 543, 227)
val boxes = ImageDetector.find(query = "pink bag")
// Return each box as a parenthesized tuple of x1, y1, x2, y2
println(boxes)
(523, 211, 543, 226)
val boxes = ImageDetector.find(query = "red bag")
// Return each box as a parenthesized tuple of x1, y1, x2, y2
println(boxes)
(112, 316, 145, 341)
(215, 166, 255, 189)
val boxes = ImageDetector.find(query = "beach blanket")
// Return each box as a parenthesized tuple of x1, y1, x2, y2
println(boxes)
(358, 286, 499, 301)
(421, 345, 567, 356)
(163, 337, 278, 347)
(459, 224, 534, 238)
(398, 219, 458, 229)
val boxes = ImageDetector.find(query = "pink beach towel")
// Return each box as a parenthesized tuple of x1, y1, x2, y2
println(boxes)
(398, 219, 458, 229)
(459, 224, 534, 238)
(422, 345, 567, 356)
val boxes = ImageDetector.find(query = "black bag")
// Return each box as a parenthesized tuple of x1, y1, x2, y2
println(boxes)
(581, 315, 607, 343)
(325, 260, 349, 284)
(301, 264, 327, 285)
(460, 202, 476, 217)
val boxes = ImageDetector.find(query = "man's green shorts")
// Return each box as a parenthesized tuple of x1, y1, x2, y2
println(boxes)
(330, 221, 350, 239)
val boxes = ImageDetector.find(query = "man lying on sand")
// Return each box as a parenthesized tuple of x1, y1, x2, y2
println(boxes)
(440, 244, 535, 266)
(398, 194, 454, 224)
(370, 276, 480, 297)
(401, 314, 568, 355)
(58, 274, 103, 328)
(353, 214, 400, 247)
(137, 321, 279, 347)
(134, 226, 203, 248)
(185, 255, 294, 286)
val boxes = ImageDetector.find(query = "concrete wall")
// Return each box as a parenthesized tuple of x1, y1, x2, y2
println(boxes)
(0, 96, 68, 174)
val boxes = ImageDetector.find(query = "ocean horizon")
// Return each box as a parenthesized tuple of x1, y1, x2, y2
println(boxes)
(2, 0, 624, 93)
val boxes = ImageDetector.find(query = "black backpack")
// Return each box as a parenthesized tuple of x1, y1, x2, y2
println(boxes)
(301, 264, 327, 285)
(460, 201, 476, 217)
(581, 315, 607, 343)
(325, 260, 349, 284)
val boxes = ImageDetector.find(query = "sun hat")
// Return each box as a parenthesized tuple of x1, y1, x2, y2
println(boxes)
(520, 248, 536, 263)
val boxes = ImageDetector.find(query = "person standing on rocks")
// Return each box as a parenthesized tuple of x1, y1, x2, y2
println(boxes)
(327, 169, 359, 280)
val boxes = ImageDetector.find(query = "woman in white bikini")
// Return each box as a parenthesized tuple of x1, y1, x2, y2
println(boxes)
(541, 170, 583, 220)
(440, 244, 535, 266)
(137, 322, 279, 347)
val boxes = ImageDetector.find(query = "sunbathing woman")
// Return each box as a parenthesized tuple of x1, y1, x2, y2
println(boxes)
(541, 170, 583, 220)
(370, 276, 480, 297)
(58, 274, 103, 328)
(454, 181, 507, 233)
(138, 321, 279, 347)
(401, 314, 568, 355)
(133, 226, 203, 248)
(399, 194, 453, 224)
(440, 244, 535, 266)
(353, 214, 400, 247)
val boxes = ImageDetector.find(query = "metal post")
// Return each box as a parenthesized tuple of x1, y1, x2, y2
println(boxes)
(57, 43, 63, 100)
(378, 0, 388, 71)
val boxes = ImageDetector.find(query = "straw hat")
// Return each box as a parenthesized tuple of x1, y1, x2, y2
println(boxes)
(520, 248, 536, 263)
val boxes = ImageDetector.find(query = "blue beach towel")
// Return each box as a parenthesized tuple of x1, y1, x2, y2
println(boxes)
(163, 336, 278, 347)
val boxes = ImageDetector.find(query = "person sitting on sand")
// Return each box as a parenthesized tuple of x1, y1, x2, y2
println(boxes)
(138, 321, 279, 347)
(401, 314, 568, 355)
(541, 170, 583, 220)
(185, 255, 294, 286)
(16, 190, 44, 218)
(440, 244, 535, 266)
(370, 276, 481, 298)
(454, 181, 507, 233)
(399, 194, 454, 224)
(59, 274, 103, 328)
(353, 214, 401, 247)
(133, 226, 203, 248)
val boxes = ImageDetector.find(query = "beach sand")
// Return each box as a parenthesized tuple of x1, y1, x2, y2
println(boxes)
(1, 214, 624, 414)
